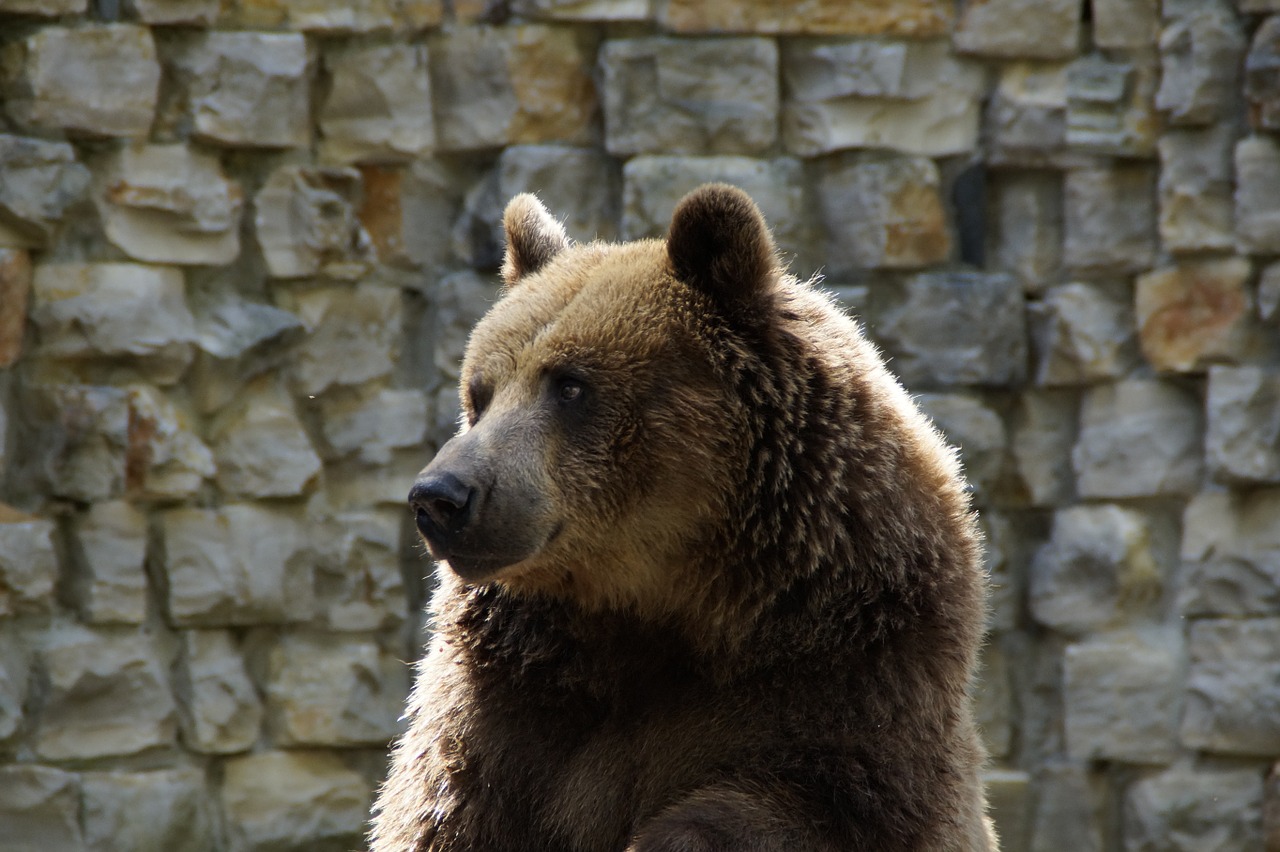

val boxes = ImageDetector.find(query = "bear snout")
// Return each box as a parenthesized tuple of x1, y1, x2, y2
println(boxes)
(409, 472, 476, 545)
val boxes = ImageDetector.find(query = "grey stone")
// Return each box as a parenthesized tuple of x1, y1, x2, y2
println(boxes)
(1, 24, 159, 138)
(954, 0, 1079, 58)
(0, 135, 90, 250)
(288, 283, 402, 396)
(979, 512, 1033, 632)
(14, 384, 130, 503)
(173, 630, 263, 755)
(1009, 390, 1078, 507)
(1237, 135, 1280, 253)
(1066, 54, 1160, 155)
(985, 770, 1033, 852)
(0, 633, 28, 742)
(511, 0, 649, 18)
(314, 509, 407, 631)
(1030, 282, 1139, 385)
(1157, 126, 1236, 253)
(29, 263, 197, 385)
(1180, 489, 1280, 617)
(987, 171, 1062, 293)
(34, 625, 177, 761)
(231, 0, 442, 32)
(986, 63, 1071, 166)
(975, 639, 1013, 760)
(1246, 15, 1280, 131)
(1063, 166, 1157, 274)
(1182, 618, 1280, 755)
(0, 765, 85, 852)
(253, 165, 373, 280)
(158, 504, 313, 627)
(164, 31, 311, 148)
(0, 0, 85, 13)
(319, 43, 434, 164)
(872, 271, 1027, 387)
(433, 271, 502, 381)
(915, 394, 1006, 500)
(1124, 766, 1264, 851)
(318, 387, 428, 465)
(1135, 258, 1254, 373)
(1062, 630, 1182, 763)
(1205, 366, 1280, 484)
(358, 159, 467, 271)
(211, 384, 322, 499)
(82, 768, 215, 852)
(1266, 762, 1280, 851)
(812, 152, 952, 271)
(63, 500, 148, 625)
(1092, 0, 1160, 49)
(1260, 261, 1280, 323)
(92, 143, 242, 266)
(601, 37, 778, 156)
(1157, 4, 1245, 125)
(782, 40, 916, 101)
(119, 385, 217, 500)
(221, 751, 371, 852)
(1029, 762, 1104, 852)
(1073, 380, 1203, 498)
(123, 0, 219, 24)
(190, 296, 305, 414)
(0, 510, 56, 618)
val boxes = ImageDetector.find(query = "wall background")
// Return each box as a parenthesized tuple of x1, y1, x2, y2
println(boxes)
(0, 0, 1278, 849)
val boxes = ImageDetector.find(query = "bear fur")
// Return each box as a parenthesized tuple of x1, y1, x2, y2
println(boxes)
(371, 185, 994, 852)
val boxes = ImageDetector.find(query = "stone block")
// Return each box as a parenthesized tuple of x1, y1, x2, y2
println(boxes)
(1065, 54, 1160, 156)
(511, 0, 649, 19)
(872, 271, 1027, 388)
(164, 31, 310, 148)
(1261, 261, 1280, 323)
(954, 0, 1079, 58)
(190, 295, 304, 414)
(253, 165, 373, 279)
(0, 633, 28, 742)
(173, 630, 262, 754)
(1029, 762, 1104, 852)
(120, 385, 216, 500)
(319, 42, 434, 164)
(157, 504, 313, 627)
(979, 512, 1033, 632)
(1124, 765, 1264, 851)
(82, 768, 214, 852)
(1030, 504, 1170, 633)
(0, 135, 90, 249)
(357, 161, 465, 271)
(1030, 282, 1139, 385)
(123, 0, 218, 24)
(1205, 366, 1280, 484)
(317, 387, 428, 465)
(1073, 380, 1203, 498)
(1, 24, 159, 138)
(812, 152, 951, 271)
(221, 751, 371, 852)
(0, 0, 85, 13)
(13, 384, 130, 503)
(0, 765, 84, 852)
(219, 0, 442, 30)
(975, 639, 1013, 759)
(987, 172, 1062, 293)
(985, 770, 1032, 852)
(602, 37, 777, 157)
(430, 25, 595, 152)
(660, 0, 952, 36)
(314, 509, 407, 631)
(1063, 166, 1156, 275)
(287, 283, 402, 396)
(1092, 0, 1160, 49)
(92, 143, 242, 266)
(1246, 15, 1280, 131)
(1237, 135, 1280, 253)
(782, 39, 983, 157)
(432, 271, 502, 381)
(1266, 762, 1280, 852)
(1180, 489, 1280, 617)
(1182, 618, 1280, 755)
(0, 508, 57, 618)
(34, 625, 177, 761)
(1135, 257, 1253, 372)
(1157, 126, 1236, 253)
(1157, 4, 1245, 125)
(1009, 390, 1078, 507)
(211, 383, 321, 499)
(1062, 631, 1182, 763)
(985, 63, 1072, 166)
(63, 501, 148, 625)
(915, 393, 1006, 501)
(29, 263, 197, 384)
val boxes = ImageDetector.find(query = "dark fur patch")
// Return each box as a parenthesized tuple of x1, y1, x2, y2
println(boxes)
(667, 184, 778, 311)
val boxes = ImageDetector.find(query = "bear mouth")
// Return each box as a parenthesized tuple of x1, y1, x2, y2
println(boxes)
(423, 522, 566, 585)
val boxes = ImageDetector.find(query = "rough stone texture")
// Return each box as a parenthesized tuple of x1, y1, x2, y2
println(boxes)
(211, 383, 322, 498)
(1030, 282, 1139, 385)
(782, 40, 984, 157)
(0, 632, 28, 742)
(158, 504, 312, 627)
(511, 0, 648, 19)
(1246, 15, 1280, 131)
(602, 38, 778, 157)
(357, 161, 464, 271)
(319, 43, 434, 164)
(125, 0, 219, 25)
(163, 31, 311, 148)
(660, 0, 953, 36)
(314, 510, 408, 631)
(985, 769, 1032, 852)
(975, 639, 1013, 759)
(1065, 54, 1160, 156)
(1092, 0, 1160, 50)
(1062, 631, 1182, 763)
(0, 24, 159, 138)
(173, 629, 263, 755)
(430, 25, 595, 152)
(0, 135, 90, 250)
(1180, 488, 1280, 617)
(1029, 762, 1104, 852)
(812, 152, 951, 271)
(218, 0, 441, 31)
(254, 165, 373, 280)
(986, 63, 1070, 167)
(287, 283, 401, 396)
(221, 751, 371, 852)
(872, 271, 1027, 388)
(190, 296, 305, 414)
(0, 0, 85, 13)
(13, 384, 131, 503)
(1157, 4, 1245, 126)
(1073, 380, 1204, 499)
(915, 394, 1006, 500)
(82, 768, 215, 852)
(1182, 618, 1280, 755)
(1063, 166, 1157, 275)
(63, 500, 148, 625)
(34, 625, 177, 761)
(1124, 765, 1265, 851)
(1261, 261, 1280, 324)
(987, 172, 1062, 293)
(1205, 366, 1280, 485)
(1009, 391, 1077, 507)
(1236, 135, 1280, 253)
(317, 388, 428, 465)
(954, 0, 1079, 59)
(0, 509, 57, 618)
(1157, 127, 1236, 253)
(431, 270, 503, 385)
(0, 765, 85, 852)
(92, 143, 242, 266)
(1135, 257, 1253, 373)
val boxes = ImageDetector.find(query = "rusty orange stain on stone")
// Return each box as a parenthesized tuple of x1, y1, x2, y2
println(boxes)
(358, 166, 405, 261)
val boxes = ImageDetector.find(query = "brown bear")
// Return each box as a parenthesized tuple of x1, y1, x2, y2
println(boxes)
(371, 185, 995, 852)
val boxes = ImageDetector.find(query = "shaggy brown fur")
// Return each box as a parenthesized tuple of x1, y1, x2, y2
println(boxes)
(371, 185, 995, 852)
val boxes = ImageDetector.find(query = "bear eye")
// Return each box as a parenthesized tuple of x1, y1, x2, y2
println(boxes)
(467, 374, 492, 422)
(556, 376, 585, 405)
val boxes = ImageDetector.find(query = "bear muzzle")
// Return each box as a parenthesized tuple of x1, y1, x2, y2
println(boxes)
(410, 472, 475, 544)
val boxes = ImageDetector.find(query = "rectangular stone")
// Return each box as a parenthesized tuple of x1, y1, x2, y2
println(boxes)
(0, 135, 90, 249)
(1157, 126, 1236, 253)
(253, 165, 372, 280)
(987, 172, 1062, 293)
(1182, 618, 1280, 755)
(985, 63, 1072, 166)
(1063, 165, 1156, 274)
(1009, 391, 1078, 507)
(660, 0, 952, 36)
(286, 283, 402, 395)
(0, 508, 57, 618)
(173, 630, 262, 755)
(0, 765, 85, 852)
(319, 43, 434, 164)
(1135, 257, 1253, 372)
(954, 0, 1079, 58)
(1092, 0, 1160, 49)
(1246, 16, 1280, 130)
(1206, 365, 1280, 484)
(63, 501, 148, 625)
(1125, 766, 1265, 851)
(1237, 135, 1280, 253)
(123, 0, 219, 24)
(82, 769, 215, 852)
(1157, 5, 1245, 125)
(222, 752, 371, 852)
(1065, 55, 1160, 155)
(1180, 489, 1280, 617)
(318, 387, 428, 466)
(511, 0, 649, 19)
(1030, 282, 1139, 385)
(314, 509, 408, 631)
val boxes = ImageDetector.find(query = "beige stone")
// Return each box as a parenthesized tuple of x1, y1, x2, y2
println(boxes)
(314, 508, 408, 631)
(254, 165, 373, 279)
(122, 385, 216, 500)
(219, 0, 442, 30)
(124, 0, 219, 24)
(954, 0, 1079, 59)
(211, 383, 322, 499)
(82, 768, 214, 852)
(287, 283, 401, 395)
(1158, 127, 1236, 253)
(1066, 54, 1160, 156)
(0, 135, 91, 249)
(64, 500, 149, 625)
(661, 0, 952, 37)
(0, 509, 57, 618)
(512, 0, 649, 19)
(0, 0, 85, 12)
(173, 630, 263, 754)
(0, 765, 85, 852)
(1136, 257, 1253, 372)
(0, 249, 30, 368)
(1092, 0, 1160, 49)
(319, 43, 434, 164)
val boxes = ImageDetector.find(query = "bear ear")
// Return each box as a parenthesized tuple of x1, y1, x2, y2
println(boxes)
(667, 184, 779, 309)
(501, 193, 570, 287)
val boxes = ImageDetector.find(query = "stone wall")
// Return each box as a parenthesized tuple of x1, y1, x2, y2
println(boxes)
(0, 0, 1278, 850)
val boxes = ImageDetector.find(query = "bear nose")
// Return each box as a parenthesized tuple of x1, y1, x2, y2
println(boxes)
(409, 473, 476, 543)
